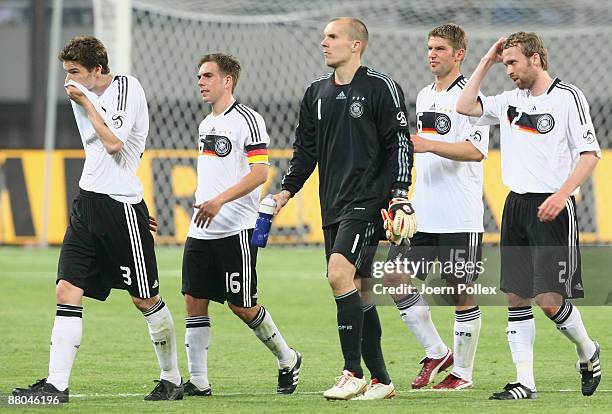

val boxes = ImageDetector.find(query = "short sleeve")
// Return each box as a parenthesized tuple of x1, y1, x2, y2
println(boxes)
(468, 92, 508, 126)
(105, 76, 143, 143)
(461, 116, 490, 158)
(566, 87, 601, 158)
(238, 105, 270, 165)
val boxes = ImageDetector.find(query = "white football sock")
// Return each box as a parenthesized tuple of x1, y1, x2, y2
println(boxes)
(452, 307, 481, 381)
(185, 316, 211, 389)
(396, 294, 447, 359)
(550, 301, 596, 363)
(507, 307, 536, 390)
(248, 306, 295, 368)
(47, 305, 83, 391)
(143, 299, 181, 385)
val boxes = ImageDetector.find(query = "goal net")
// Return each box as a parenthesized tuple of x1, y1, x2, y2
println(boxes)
(93, 0, 612, 245)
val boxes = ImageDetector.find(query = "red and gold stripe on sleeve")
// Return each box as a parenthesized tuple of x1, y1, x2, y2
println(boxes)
(246, 144, 269, 164)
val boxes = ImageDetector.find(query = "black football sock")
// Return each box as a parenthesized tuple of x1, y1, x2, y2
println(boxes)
(335, 289, 364, 378)
(361, 304, 391, 384)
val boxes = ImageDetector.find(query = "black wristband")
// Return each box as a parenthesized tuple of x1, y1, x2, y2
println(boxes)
(390, 188, 408, 199)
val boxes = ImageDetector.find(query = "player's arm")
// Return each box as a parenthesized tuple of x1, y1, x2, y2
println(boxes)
(194, 163, 268, 228)
(275, 89, 317, 214)
(537, 152, 599, 222)
(65, 85, 124, 154)
(411, 136, 484, 161)
(456, 37, 506, 117)
(378, 81, 416, 244)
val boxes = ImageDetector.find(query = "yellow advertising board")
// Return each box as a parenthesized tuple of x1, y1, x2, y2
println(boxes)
(0, 149, 610, 244)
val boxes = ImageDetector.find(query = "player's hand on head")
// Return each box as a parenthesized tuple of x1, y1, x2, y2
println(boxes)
(485, 37, 506, 64)
(381, 198, 417, 245)
(537, 192, 569, 222)
(271, 190, 291, 215)
(193, 197, 224, 228)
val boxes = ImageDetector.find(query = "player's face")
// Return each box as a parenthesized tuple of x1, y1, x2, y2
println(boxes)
(321, 21, 355, 68)
(197, 61, 229, 104)
(427, 36, 462, 78)
(502, 46, 538, 90)
(63, 61, 98, 90)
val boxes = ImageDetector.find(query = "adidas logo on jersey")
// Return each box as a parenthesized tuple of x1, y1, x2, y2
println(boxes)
(429, 103, 436, 110)
(336, 91, 347, 100)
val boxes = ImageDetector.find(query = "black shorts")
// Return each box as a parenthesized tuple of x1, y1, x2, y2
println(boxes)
(389, 232, 483, 283)
(57, 189, 159, 301)
(323, 219, 384, 278)
(500, 192, 582, 299)
(182, 229, 258, 307)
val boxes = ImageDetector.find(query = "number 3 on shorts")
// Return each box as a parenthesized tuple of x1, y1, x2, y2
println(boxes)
(225, 271, 241, 293)
(120, 266, 132, 286)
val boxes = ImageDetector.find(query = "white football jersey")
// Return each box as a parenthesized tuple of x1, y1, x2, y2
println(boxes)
(188, 100, 270, 240)
(72, 75, 149, 203)
(413, 75, 490, 233)
(471, 78, 601, 194)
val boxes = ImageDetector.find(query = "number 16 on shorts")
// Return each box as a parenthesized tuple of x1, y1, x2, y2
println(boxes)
(226, 272, 241, 293)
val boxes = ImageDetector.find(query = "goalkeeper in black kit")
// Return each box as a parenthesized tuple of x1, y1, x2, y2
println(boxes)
(272, 17, 416, 400)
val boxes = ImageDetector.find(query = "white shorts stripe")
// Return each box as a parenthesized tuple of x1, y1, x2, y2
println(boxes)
(123, 204, 144, 298)
(129, 205, 150, 298)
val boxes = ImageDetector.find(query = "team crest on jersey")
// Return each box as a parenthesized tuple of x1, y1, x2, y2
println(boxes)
(214, 136, 232, 157)
(111, 114, 124, 129)
(435, 114, 451, 134)
(536, 114, 555, 134)
(199, 134, 233, 157)
(349, 101, 364, 118)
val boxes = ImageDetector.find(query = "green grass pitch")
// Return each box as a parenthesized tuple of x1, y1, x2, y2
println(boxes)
(1, 245, 610, 413)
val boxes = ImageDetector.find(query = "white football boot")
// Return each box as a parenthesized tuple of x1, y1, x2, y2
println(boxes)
(323, 370, 367, 400)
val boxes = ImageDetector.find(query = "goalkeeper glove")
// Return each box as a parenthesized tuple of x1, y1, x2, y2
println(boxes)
(380, 198, 417, 245)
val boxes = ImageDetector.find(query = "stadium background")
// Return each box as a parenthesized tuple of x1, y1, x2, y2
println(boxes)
(1, 0, 611, 246)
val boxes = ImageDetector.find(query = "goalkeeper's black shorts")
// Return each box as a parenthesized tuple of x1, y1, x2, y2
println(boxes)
(500, 191, 583, 299)
(323, 219, 385, 278)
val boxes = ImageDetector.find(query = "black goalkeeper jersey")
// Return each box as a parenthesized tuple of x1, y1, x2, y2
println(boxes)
(281, 66, 413, 227)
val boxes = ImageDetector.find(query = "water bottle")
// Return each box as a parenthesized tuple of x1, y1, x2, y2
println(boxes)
(251, 195, 276, 248)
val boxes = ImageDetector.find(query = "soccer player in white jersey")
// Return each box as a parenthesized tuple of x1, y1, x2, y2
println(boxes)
(457, 32, 602, 400)
(12, 36, 183, 401)
(389, 24, 489, 391)
(181, 53, 301, 397)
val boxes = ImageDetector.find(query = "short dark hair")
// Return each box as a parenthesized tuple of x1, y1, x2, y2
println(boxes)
(59, 35, 110, 74)
(428, 23, 467, 52)
(331, 17, 369, 56)
(503, 32, 548, 70)
(198, 53, 241, 92)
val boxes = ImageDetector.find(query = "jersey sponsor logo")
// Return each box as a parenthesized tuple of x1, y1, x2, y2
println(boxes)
(470, 130, 482, 142)
(336, 91, 347, 100)
(111, 114, 124, 129)
(349, 101, 364, 118)
(396, 111, 408, 126)
(199, 134, 233, 157)
(508, 106, 555, 134)
(416, 111, 452, 135)
(583, 130, 595, 144)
